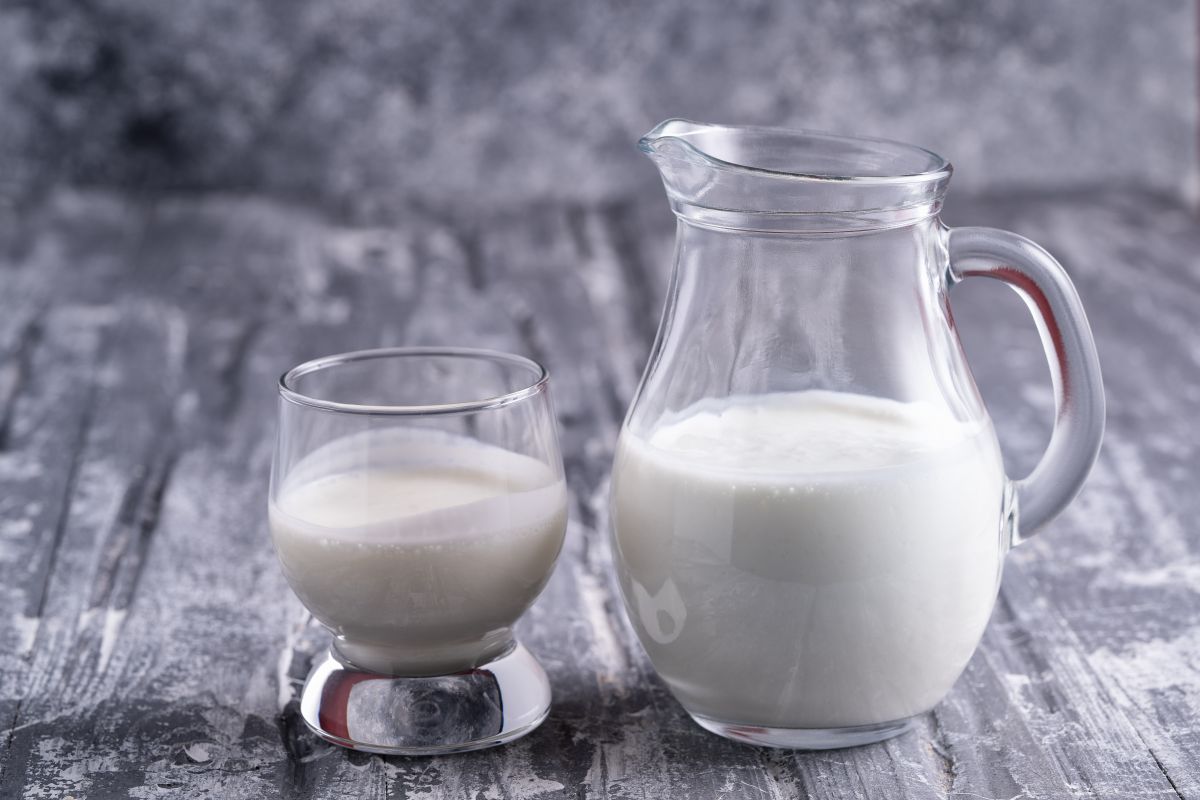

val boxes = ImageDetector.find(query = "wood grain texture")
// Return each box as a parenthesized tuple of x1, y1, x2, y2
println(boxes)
(0, 187, 1197, 798)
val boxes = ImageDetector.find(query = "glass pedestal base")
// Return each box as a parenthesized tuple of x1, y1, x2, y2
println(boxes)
(299, 642, 550, 755)
(690, 713, 915, 750)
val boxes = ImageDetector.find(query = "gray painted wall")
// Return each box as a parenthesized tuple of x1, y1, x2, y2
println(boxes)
(1, 1, 1195, 216)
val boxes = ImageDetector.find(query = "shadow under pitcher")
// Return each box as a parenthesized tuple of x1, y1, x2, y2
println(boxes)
(608, 120, 1105, 749)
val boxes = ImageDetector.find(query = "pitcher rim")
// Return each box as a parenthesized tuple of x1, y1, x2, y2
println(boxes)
(638, 118, 953, 187)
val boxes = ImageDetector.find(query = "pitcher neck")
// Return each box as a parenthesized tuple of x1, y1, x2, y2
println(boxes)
(670, 216, 948, 285)
(641, 120, 952, 234)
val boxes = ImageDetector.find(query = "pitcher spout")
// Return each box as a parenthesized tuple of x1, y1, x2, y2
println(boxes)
(638, 119, 717, 164)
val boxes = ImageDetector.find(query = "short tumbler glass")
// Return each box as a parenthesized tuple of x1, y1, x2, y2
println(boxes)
(268, 347, 568, 755)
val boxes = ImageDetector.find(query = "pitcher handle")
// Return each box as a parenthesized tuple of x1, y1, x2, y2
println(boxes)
(947, 226, 1105, 543)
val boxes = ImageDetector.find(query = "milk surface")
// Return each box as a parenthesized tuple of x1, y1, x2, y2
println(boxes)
(270, 430, 567, 675)
(611, 391, 1006, 728)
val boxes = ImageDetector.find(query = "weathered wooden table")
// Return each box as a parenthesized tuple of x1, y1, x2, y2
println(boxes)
(1, 187, 1196, 798)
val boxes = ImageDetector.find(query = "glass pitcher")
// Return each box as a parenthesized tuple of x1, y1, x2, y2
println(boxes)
(609, 120, 1104, 749)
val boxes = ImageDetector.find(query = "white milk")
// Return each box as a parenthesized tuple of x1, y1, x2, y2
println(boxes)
(270, 431, 567, 675)
(611, 391, 1007, 728)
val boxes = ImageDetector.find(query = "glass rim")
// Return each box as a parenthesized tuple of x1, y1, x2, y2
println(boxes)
(278, 346, 550, 416)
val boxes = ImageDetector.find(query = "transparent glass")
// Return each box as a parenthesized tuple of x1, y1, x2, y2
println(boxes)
(269, 347, 568, 754)
(610, 120, 1105, 749)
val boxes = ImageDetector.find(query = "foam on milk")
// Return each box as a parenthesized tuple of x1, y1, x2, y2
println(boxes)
(271, 430, 567, 675)
(611, 390, 1007, 728)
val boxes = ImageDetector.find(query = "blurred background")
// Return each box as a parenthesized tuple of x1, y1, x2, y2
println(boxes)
(0, 0, 1194, 218)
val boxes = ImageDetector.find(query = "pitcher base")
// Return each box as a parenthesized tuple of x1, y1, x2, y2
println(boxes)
(690, 713, 915, 750)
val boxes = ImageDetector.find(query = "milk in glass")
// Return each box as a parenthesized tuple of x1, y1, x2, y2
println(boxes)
(271, 431, 568, 675)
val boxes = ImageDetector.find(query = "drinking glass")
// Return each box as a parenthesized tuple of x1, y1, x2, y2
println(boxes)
(269, 347, 568, 755)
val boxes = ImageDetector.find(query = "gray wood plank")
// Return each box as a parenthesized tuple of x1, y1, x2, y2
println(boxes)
(0, 187, 1196, 799)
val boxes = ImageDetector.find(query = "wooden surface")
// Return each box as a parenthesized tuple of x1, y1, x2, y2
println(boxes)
(0, 187, 1197, 798)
